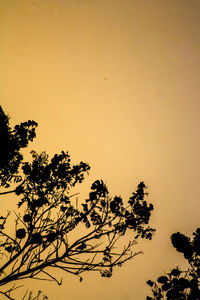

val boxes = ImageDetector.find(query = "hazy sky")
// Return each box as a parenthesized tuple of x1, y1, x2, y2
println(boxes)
(1, 0, 200, 299)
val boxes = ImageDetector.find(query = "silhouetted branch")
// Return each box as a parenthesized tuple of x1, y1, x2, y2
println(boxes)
(0, 106, 155, 298)
(0, 190, 16, 196)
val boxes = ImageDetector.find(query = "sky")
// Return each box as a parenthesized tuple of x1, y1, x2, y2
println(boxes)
(0, 0, 200, 299)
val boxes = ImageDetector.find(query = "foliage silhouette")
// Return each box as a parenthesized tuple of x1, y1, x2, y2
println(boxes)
(146, 229, 200, 299)
(0, 106, 155, 299)
(0, 106, 37, 189)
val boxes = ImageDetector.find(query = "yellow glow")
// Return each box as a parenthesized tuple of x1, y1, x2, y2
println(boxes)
(1, 0, 200, 299)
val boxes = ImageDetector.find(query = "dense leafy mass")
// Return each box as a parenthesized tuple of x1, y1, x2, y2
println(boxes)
(0, 106, 37, 187)
(146, 229, 200, 299)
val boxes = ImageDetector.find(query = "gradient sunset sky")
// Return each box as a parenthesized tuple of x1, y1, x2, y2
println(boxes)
(1, 0, 200, 299)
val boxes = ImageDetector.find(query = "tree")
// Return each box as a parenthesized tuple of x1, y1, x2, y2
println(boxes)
(146, 229, 200, 299)
(0, 106, 155, 299)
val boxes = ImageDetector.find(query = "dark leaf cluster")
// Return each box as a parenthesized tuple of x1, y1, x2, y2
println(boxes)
(0, 106, 37, 187)
(147, 229, 200, 299)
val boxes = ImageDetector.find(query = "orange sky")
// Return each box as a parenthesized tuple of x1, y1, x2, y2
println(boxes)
(0, 0, 200, 299)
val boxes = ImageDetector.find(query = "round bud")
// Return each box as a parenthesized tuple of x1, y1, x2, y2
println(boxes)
(16, 228, 26, 239)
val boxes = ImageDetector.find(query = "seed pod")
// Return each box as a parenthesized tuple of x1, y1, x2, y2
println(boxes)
(23, 214, 32, 222)
(47, 232, 56, 243)
(30, 233, 42, 244)
(16, 228, 26, 239)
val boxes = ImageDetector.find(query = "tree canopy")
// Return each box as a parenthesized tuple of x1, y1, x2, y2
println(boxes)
(0, 106, 37, 188)
(0, 106, 155, 299)
(146, 229, 200, 299)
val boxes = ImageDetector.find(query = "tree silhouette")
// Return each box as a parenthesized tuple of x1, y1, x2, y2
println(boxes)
(146, 229, 200, 299)
(0, 106, 155, 299)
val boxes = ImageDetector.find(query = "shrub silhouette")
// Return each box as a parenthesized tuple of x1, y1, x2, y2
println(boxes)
(146, 229, 200, 299)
